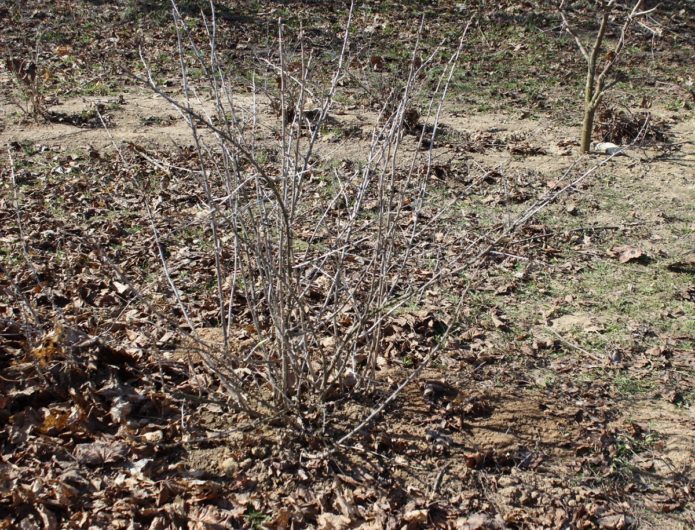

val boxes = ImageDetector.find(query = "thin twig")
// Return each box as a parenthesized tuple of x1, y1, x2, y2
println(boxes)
(545, 326, 604, 362)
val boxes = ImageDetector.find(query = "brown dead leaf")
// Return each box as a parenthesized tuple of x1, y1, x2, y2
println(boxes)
(369, 55, 385, 71)
(455, 513, 503, 529)
(74, 440, 128, 465)
(490, 312, 507, 330)
(317, 512, 352, 530)
(611, 245, 645, 264)
(188, 505, 239, 529)
(403, 508, 428, 525)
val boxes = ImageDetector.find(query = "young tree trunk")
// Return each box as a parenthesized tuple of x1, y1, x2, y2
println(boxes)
(580, 105, 596, 154)
(581, 56, 599, 154)
(563, 0, 652, 154)
(578, 9, 608, 154)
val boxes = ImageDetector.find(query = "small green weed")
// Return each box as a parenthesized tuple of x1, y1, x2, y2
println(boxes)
(245, 508, 269, 529)
(614, 374, 654, 396)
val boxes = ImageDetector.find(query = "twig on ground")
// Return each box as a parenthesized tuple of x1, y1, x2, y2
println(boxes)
(544, 326, 604, 363)
(430, 463, 450, 497)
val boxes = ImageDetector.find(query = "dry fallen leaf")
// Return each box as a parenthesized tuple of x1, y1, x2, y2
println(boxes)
(317, 512, 352, 530)
(611, 245, 644, 263)
(455, 513, 503, 529)
(490, 313, 507, 329)
(187, 504, 239, 529)
(403, 508, 428, 524)
(74, 440, 128, 465)
(113, 280, 130, 294)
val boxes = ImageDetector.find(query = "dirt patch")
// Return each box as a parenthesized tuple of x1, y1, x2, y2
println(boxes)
(0, 88, 216, 150)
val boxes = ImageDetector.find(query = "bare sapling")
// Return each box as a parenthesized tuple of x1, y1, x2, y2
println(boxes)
(560, 0, 656, 153)
(5, 56, 45, 120)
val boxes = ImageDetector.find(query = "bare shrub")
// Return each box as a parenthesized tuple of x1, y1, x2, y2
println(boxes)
(127, 1, 624, 436)
(130, 1, 476, 425)
(5, 56, 45, 120)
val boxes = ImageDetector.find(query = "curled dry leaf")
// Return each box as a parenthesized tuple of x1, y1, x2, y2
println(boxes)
(490, 312, 507, 330)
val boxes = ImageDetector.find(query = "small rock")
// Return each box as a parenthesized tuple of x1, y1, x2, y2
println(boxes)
(591, 142, 627, 156)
